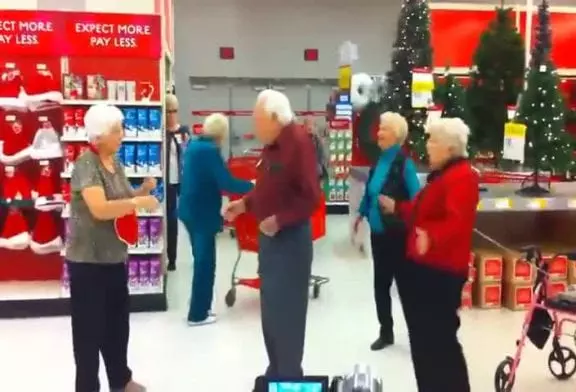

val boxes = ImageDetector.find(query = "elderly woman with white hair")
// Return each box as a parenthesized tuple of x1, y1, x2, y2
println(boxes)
(178, 112, 253, 326)
(354, 111, 421, 351)
(66, 104, 159, 392)
(380, 117, 479, 392)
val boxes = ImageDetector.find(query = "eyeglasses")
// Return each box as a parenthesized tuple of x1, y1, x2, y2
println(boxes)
(166, 109, 178, 114)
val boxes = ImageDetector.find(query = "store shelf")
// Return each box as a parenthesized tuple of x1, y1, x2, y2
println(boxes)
(61, 134, 163, 143)
(61, 205, 163, 218)
(60, 169, 163, 179)
(0, 278, 167, 318)
(59, 244, 163, 257)
(62, 99, 162, 107)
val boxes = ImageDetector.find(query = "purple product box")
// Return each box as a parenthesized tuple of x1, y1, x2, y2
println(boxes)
(128, 258, 139, 290)
(137, 218, 150, 248)
(138, 258, 150, 286)
(123, 143, 136, 172)
(148, 218, 162, 248)
(149, 257, 162, 287)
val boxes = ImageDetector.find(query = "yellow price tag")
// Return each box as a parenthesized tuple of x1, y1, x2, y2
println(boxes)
(527, 198, 547, 210)
(412, 80, 435, 93)
(338, 65, 351, 90)
(504, 122, 527, 138)
(494, 198, 512, 209)
(477, 200, 483, 211)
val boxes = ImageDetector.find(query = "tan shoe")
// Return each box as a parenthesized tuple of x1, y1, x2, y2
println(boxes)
(125, 381, 147, 392)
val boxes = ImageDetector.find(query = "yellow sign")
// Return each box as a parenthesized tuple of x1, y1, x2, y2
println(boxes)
(412, 80, 435, 93)
(338, 65, 351, 90)
(527, 198, 547, 210)
(504, 122, 527, 138)
(494, 198, 512, 209)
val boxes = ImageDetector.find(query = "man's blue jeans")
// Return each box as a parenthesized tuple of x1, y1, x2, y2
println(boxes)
(186, 228, 217, 322)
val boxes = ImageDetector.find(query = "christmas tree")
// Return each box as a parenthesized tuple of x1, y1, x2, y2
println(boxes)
(436, 71, 476, 156)
(466, 8, 525, 158)
(356, 0, 432, 162)
(514, 0, 574, 181)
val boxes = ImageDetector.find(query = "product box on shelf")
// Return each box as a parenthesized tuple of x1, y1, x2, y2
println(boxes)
(547, 280, 568, 299)
(474, 250, 503, 283)
(474, 281, 502, 309)
(503, 254, 535, 283)
(503, 282, 533, 311)
(568, 253, 576, 285)
(542, 251, 568, 281)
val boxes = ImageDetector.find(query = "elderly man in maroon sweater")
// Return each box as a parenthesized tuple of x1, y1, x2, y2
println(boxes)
(224, 89, 321, 385)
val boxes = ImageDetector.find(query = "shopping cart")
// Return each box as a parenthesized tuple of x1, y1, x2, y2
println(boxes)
(473, 231, 576, 391)
(224, 149, 330, 308)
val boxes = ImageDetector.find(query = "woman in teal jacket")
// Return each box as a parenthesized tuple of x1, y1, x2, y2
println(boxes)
(178, 113, 253, 326)
(354, 112, 421, 350)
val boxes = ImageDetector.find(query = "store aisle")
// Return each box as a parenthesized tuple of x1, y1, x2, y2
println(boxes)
(0, 215, 573, 391)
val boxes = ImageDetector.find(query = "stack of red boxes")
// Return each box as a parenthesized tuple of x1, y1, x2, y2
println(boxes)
(502, 254, 535, 310)
(543, 250, 568, 299)
(473, 250, 503, 309)
(461, 252, 475, 309)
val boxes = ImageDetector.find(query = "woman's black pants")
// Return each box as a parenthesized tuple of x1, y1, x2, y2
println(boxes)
(398, 261, 471, 392)
(370, 228, 406, 339)
(68, 261, 132, 392)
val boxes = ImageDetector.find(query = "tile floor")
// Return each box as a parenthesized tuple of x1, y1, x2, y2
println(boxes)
(0, 215, 575, 391)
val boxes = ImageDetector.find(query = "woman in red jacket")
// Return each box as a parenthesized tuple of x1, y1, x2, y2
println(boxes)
(380, 117, 479, 392)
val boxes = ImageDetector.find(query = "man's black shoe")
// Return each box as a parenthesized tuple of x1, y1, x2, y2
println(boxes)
(370, 335, 394, 351)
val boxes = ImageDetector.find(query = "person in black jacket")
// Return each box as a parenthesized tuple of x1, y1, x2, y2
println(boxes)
(165, 94, 190, 271)
(353, 112, 421, 351)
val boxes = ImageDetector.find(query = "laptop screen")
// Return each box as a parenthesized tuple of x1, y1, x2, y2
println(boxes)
(268, 381, 324, 392)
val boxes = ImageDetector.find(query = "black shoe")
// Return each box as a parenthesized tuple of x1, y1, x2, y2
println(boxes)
(252, 375, 266, 392)
(370, 335, 394, 351)
(167, 263, 176, 271)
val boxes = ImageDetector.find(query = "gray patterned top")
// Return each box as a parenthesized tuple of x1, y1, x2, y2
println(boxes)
(65, 151, 134, 264)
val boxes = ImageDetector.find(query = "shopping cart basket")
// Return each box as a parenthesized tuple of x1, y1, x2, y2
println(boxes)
(224, 149, 329, 307)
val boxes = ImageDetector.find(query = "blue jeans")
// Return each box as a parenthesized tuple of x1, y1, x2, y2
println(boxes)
(186, 228, 217, 322)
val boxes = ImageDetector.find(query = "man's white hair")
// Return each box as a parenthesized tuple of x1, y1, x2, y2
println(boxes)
(256, 89, 294, 125)
(426, 117, 470, 158)
(203, 113, 229, 139)
(380, 111, 408, 144)
(84, 104, 124, 142)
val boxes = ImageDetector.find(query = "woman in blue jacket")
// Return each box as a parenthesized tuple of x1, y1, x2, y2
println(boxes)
(178, 113, 253, 326)
(354, 111, 421, 350)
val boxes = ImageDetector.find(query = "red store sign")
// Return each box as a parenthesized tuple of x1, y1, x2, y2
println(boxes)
(0, 10, 161, 59)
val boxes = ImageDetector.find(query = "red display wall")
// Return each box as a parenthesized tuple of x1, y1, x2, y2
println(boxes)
(431, 7, 576, 70)
(0, 10, 161, 282)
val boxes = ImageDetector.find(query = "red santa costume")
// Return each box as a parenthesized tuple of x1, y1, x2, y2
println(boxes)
(0, 208, 30, 250)
(3, 166, 33, 201)
(0, 115, 32, 165)
(0, 63, 26, 109)
(21, 64, 63, 108)
(34, 163, 64, 211)
(30, 118, 63, 160)
(30, 211, 63, 255)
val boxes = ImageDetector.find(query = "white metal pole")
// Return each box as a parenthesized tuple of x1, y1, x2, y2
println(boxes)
(525, 0, 534, 68)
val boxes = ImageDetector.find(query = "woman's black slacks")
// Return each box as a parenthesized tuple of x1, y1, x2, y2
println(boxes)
(68, 261, 132, 392)
(397, 260, 471, 392)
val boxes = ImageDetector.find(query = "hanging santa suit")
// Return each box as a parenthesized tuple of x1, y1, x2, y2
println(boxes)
(3, 166, 32, 201)
(0, 63, 26, 109)
(0, 116, 32, 165)
(21, 64, 63, 110)
(0, 208, 30, 250)
(30, 118, 63, 160)
(30, 211, 63, 255)
(34, 162, 64, 211)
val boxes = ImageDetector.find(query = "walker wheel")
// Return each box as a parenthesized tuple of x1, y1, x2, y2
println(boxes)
(229, 230, 236, 239)
(548, 345, 576, 380)
(312, 284, 321, 299)
(225, 288, 236, 307)
(494, 356, 515, 392)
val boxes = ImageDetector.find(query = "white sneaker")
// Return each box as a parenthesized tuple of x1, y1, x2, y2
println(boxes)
(187, 315, 217, 326)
